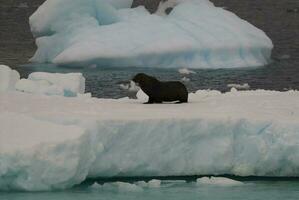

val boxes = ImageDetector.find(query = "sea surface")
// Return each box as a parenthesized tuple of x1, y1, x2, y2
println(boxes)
(1, 0, 299, 199)
(1, 180, 299, 200)
(15, 61, 299, 99)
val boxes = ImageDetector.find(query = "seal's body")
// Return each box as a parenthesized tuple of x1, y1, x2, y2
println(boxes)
(133, 73, 188, 104)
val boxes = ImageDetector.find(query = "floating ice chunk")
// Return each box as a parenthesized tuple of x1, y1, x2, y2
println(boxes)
(0, 65, 20, 92)
(148, 179, 161, 188)
(119, 83, 130, 90)
(28, 72, 85, 96)
(135, 181, 148, 187)
(90, 182, 102, 189)
(119, 81, 140, 92)
(178, 68, 196, 75)
(181, 77, 190, 82)
(102, 182, 143, 192)
(196, 177, 243, 186)
(227, 83, 250, 90)
(135, 180, 161, 188)
(162, 180, 187, 186)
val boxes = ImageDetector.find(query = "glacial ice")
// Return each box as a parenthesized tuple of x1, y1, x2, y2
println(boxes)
(29, 0, 273, 68)
(0, 65, 20, 93)
(1, 78, 299, 191)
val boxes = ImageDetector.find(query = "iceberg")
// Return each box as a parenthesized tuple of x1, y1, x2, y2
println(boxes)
(29, 0, 273, 68)
(1, 78, 299, 191)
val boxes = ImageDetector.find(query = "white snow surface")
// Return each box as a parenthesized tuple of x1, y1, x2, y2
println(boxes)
(1, 87, 299, 191)
(0, 65, 20, 93)
(29, 0, 272, 68)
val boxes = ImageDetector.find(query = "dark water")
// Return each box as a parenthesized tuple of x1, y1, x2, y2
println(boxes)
(15, 60, 299, 99)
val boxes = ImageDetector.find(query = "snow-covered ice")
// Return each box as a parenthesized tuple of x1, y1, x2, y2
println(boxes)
(28, 72, 85, 96)
(0, 65, 20, 93)
(15, 71, 85, 97)
(1, 66, 299, 191)
(1, 87, 299, 191)
(197, 177, 243, 186)
(29, 0, 272, 68)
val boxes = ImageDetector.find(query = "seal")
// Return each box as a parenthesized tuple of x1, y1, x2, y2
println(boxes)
(132, 73, 188, 104)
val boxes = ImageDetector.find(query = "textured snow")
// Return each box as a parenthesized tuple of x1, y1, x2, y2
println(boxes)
(0, 65, 20, 93)
(1, 87, 299, 191)
(15, 72, 85, 97)
(197, 177, 243, 186)
(29, 0, 272, 68)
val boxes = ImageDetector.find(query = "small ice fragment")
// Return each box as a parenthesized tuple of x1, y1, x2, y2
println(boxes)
(120, 81, 140, 92)
(178, 68, 196, 75)
(181, 77, 190, 82)
(90, 182, 102, 189)
(148, 179, 161, 188)
(230, 87, 238, 92)
(103, 182, 143, 192)
(196, 177, 243, 186)
(227, 83, 250, 90)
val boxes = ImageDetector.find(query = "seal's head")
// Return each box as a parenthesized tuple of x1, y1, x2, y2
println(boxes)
(132, 73, 158, 88)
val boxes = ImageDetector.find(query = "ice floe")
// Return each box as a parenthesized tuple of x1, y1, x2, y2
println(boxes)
(1, 67, 299, 191)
